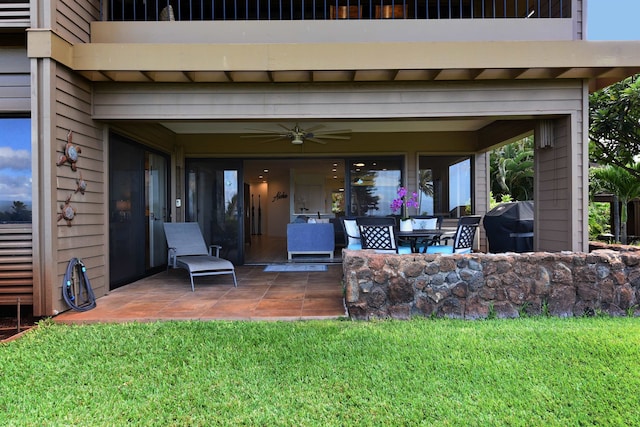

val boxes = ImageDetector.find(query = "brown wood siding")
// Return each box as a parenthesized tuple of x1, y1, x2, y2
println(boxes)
(92, 80, 584, 121)
(0, 224, 33, 305)
(535, 116, 573, 251)
(474, 152, 489, 252)
(56, 0, 100, 44)
(53, 65, 106, 315)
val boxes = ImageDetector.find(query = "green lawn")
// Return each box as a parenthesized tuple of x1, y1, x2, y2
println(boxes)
(1, 317, 639, 426)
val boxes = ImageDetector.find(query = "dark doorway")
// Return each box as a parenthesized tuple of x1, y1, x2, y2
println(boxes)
(185, 159, 245, 265)
(109, 133, 169, 289)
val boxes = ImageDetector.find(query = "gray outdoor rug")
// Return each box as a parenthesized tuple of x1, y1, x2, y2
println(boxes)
(264, 264, 328, 272)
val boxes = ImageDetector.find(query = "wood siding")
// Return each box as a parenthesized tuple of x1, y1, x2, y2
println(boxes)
(474, 152, 490, 252)
(51, 65, 106, 315)
(92, 80, 584, 121)
(56, 0, 100, 44)
(534, 115, 582, 251)
(0, 224, 33, 305)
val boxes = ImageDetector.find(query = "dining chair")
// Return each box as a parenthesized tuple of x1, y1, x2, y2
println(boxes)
(340, 217, 362, 250)
(355, 216, 397, 227)
(425, 215, 481, 254)
(358, 224, 412, 254)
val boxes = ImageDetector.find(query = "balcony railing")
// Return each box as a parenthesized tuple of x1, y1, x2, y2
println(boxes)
(103, 0, 570, 21)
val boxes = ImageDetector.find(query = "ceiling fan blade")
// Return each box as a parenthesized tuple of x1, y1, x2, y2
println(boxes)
(304, 124, 325, 133)
(313, 129, 352, 135)
(241, 133, 288, 138)
(306, 137, 328, 144)
(278, 123, 294, 132)
(252, 136, 288, 143)
(244, 127, 285, 134)
(309, 134, 351, 140)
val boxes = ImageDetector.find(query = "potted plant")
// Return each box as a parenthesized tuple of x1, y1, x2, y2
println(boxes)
(391, 187, 418, 232)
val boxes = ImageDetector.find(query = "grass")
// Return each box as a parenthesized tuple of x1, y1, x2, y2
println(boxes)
(1, 317, 640, 426)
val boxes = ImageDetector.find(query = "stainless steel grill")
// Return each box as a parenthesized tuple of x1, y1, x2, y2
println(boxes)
(103, 0, 570, 21)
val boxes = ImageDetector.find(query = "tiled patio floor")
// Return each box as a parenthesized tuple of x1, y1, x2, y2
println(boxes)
(54, 264, 347, 324)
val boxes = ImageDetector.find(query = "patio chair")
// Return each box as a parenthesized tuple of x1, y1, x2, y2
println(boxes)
(340, 217, 362, 250)
(425, 215, 481, 254)
(358, 224, 412, 254)
(163, 222, 237, 291)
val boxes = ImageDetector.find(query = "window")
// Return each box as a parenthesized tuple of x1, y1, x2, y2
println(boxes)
(419, 155, 472, 218)
(0, 118, 31, 223)
(348, 157, 402, 217)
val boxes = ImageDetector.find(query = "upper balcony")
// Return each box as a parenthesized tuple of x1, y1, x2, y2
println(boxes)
(26, 0, 639, 89)
(95, 0, 576, 44)
(104, 0, 571, 21)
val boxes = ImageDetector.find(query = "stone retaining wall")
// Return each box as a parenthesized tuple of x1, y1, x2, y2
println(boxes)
(342, 249, 640, 320)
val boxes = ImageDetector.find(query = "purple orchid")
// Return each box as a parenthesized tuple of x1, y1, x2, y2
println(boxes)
(390, 187, 418, 219)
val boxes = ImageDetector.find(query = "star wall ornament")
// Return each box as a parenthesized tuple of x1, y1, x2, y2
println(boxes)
(57, 130, 82, 171)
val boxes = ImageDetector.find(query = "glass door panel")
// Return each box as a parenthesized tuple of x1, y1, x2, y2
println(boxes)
(419, 155, 472, 218)
(109, 134, 169, 289)
(146, 152, 168, 269)
(185, 160, 243, 265)
(347, 157, 402, 217)
(110, 138, 145, 288)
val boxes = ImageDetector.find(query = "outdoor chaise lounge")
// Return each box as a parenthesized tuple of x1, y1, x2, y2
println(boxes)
(163, 222, 237, 291)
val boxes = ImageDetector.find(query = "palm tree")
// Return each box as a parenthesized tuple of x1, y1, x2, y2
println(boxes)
(591, 163, 640, 244)
(490, 136, 534, 202)
(10, 200, 31, 222)
(417, 169, 434, 214)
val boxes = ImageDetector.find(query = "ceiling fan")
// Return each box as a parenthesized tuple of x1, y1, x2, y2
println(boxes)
(241, 123, 351, 145)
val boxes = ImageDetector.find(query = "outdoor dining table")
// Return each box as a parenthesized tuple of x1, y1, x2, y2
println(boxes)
(396, 229, 444, 253)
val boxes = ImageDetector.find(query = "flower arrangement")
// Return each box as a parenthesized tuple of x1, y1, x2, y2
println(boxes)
(390, 187, 418, 220)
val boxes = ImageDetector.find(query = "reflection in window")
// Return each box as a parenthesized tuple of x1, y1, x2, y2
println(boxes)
(419, 156, 472, 218)
(0, 118, 31, 223)
(349, 158, 402, 217)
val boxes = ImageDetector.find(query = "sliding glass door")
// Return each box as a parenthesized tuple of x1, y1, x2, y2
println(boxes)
(185, 159, 244, 265)
(109, 133, 169, 289)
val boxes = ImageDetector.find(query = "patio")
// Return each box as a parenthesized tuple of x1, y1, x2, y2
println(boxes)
(54, 264, 346, 324)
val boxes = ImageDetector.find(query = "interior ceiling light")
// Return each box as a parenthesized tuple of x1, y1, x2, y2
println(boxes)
(263, 169, 269, 173)
(291, 135, 304, 145)
(354, 162, 365, 167)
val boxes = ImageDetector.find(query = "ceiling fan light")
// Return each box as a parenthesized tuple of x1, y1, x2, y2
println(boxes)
(291, 136, 304, 144)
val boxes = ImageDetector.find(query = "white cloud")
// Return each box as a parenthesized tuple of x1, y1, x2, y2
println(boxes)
(0, 173, 32, 201)
(0, 146, 30, 171)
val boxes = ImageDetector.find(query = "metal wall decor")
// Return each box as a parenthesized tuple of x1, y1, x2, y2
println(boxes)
(57, 194, 76, 226)
(57, 130, 82, 171)
(56, 129, 87, 227)
(75, 172, 87, 195)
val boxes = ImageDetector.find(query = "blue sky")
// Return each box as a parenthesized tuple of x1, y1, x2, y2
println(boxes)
(0, 118, 31, 204)
(587, 0, 640, 40)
